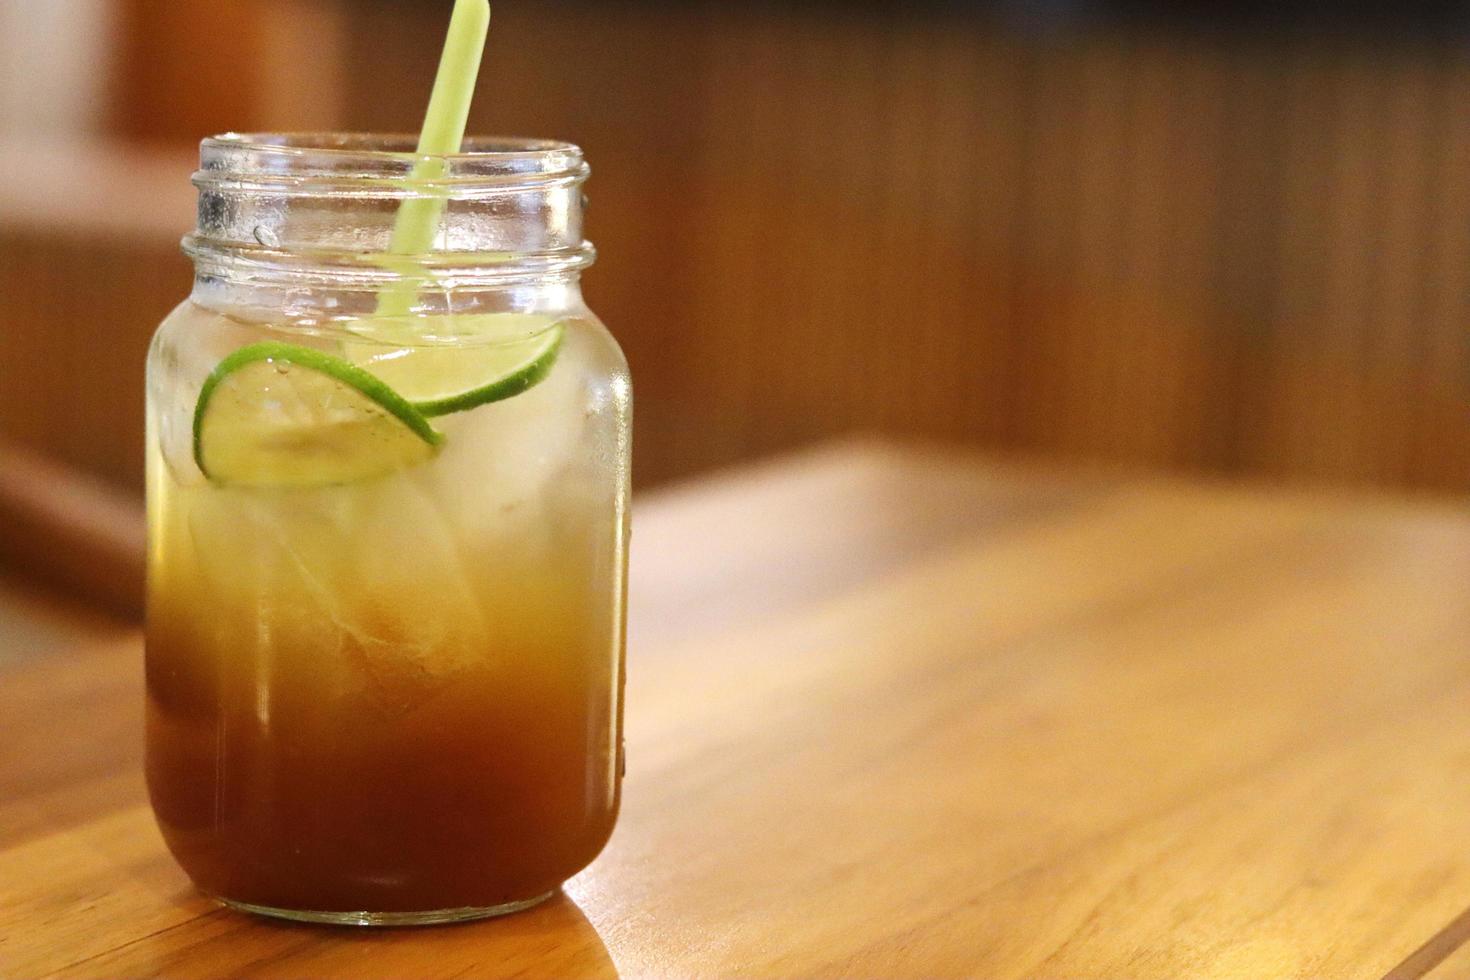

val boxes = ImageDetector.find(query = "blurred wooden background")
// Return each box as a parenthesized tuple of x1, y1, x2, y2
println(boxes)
(3, 0, 1469, 498)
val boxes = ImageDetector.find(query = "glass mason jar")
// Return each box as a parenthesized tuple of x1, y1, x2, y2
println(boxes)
(145, 134, 630, 925)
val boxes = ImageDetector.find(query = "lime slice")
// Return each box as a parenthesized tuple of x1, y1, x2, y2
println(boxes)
(343, 316, 565, 417)
(193, 342, 443, 488)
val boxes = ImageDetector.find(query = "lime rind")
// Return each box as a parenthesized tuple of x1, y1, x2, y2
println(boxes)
(193, 322, 564, 488)
(409, 324, 564, 416)
(341, 318, 566, 418)
(193, 341, 443, 487)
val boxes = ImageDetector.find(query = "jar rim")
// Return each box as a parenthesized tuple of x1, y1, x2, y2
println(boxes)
(205, 132, 583, 163)
(188, 132, 593, 288)
(198, 132, 588, 189)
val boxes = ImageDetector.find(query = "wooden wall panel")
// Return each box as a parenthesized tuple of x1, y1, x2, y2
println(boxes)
(0, 229, 188, 488)
(0, 143, 195, 490)
(108, 0, 348, 139)
(12, 2, 1470, 495)
(108, 0, 269, 141)
(1415, 55, 1470, 490)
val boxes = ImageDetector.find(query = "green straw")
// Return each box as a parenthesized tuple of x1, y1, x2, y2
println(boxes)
(377, 0, 492, 317)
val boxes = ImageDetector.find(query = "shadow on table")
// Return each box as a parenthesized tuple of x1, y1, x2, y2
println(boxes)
(162, 889, 619, 978)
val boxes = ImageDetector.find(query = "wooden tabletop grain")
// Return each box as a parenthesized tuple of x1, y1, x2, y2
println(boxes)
(6, 441, 1470, 979)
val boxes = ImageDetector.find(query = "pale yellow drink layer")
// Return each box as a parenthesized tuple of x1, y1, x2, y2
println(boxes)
(377, 0, 492, 317)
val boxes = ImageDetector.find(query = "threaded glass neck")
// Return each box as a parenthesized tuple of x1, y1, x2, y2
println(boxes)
(185, 133, 593, 302)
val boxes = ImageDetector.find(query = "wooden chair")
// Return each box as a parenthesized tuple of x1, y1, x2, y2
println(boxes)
(0, 441, 146, 621)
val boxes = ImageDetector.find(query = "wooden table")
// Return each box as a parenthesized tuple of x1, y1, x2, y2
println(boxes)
(6, 441, 1470, 978)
